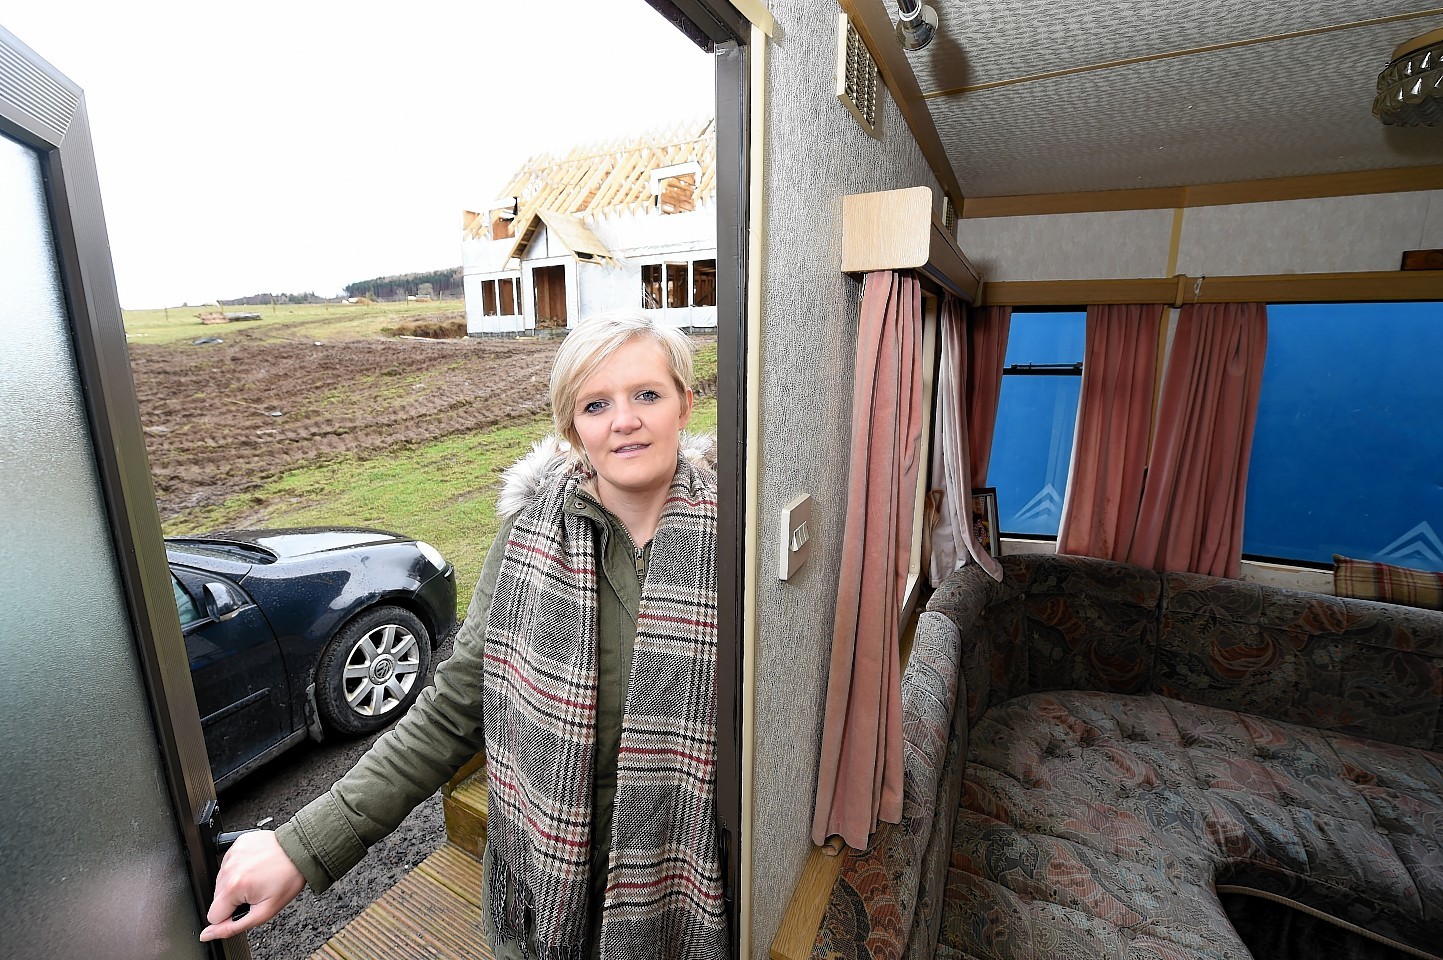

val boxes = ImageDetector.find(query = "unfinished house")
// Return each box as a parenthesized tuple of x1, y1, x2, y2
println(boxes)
(462, 121, 717, 335)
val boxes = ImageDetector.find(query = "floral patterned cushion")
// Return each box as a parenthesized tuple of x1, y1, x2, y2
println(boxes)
(1159, 569, 1443, 751)
(940, 690, 1443, 960)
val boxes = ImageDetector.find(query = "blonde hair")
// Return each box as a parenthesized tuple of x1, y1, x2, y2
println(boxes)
(549, 310, 695, 456)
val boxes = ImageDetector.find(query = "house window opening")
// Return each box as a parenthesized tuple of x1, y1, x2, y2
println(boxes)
(987, 309, 1085, 537)
(657, 173, 697, 214)
(481, 280, 498, 317)
(642, 263, 664, 309)
(666, 262, 689, 309)
(498, 277, 517, 316)
(692, 259, 716, 307)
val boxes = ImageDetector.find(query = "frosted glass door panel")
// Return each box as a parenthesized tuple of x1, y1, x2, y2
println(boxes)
(0, 134, 206, 957)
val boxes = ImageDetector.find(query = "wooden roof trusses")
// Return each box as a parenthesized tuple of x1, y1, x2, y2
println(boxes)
(465, 120, 716, 253)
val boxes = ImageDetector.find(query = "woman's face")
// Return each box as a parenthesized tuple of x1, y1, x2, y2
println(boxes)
(573, 337, 693, 506)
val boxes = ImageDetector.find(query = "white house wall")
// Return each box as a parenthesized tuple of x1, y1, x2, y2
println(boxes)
(955, 189, 1443, 281)
(461, 235, 515, 276)
(748, 3, 941, 957)
(462, 176, 722, 331)
(587, 200, 717, 259)
(579, 260, 642, 318)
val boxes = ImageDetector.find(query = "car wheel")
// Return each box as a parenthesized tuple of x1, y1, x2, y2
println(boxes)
(316, 605, 431, 735)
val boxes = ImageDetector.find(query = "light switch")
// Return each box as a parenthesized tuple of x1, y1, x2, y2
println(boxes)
(779, 494, 814, 581)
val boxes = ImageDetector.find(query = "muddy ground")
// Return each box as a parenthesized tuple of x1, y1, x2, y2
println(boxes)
(129, 325, 561, 520)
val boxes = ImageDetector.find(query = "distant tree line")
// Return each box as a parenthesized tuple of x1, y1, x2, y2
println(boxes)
(345, 267, 463, 301)
(219, 291, 330, 306)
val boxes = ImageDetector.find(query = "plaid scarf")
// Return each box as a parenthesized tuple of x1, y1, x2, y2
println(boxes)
(482, 452, 727, 960)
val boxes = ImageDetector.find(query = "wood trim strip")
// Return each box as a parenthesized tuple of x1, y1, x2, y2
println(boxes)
(836, 0, 966, 211)
(984, 277, 1178, 306)
(1164, 208, 1185, 276)
(982, 271, 1443, 306)
(768, 846, 846, 960)
(962, 166, 1443, 219)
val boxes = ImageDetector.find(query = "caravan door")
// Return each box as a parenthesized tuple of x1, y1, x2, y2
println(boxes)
(0, 26, 246, 960)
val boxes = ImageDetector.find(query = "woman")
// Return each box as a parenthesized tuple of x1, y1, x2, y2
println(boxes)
(201, 311, 727, 960)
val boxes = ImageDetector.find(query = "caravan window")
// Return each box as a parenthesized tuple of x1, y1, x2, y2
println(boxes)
(987, 309, 1085, 537)
(1244, 301, 1443, 568)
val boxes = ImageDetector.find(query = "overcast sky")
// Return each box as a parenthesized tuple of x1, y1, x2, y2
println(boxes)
(4, 1, 715, 308)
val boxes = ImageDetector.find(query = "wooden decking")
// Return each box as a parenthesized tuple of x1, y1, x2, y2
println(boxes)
(309, 843, 495, 960)
(309, 760, 491, 960)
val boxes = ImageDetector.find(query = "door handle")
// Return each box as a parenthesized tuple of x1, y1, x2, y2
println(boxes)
(216, 830, 251, 855)
(198, 800, 255, 921)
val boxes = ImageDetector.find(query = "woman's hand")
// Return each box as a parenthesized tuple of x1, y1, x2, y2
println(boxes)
(199, 830, 306, 942)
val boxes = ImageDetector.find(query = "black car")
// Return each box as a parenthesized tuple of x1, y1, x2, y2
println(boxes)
(166, 527, 458, 789)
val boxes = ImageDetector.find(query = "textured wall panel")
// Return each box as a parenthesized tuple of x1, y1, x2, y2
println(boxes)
(956, 208, 1175, 280)
(897, 0, 1436, 92)
(1175, 190, 1443, 275)
(953, 192, 1441, 282)
(749, 2, 938, 956)
(930, 21, 1443, 196)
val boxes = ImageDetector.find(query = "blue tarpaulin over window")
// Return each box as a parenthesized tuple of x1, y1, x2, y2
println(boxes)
(1244, 301, 1443, 569)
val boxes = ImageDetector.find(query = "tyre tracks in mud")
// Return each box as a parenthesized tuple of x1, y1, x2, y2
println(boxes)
(129, 332, 562, 520)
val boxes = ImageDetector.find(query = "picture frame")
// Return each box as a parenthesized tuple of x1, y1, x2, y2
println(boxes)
(971, 486, 1001, 560)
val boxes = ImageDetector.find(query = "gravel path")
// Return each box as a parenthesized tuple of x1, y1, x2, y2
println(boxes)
(220, 627, 462, 960)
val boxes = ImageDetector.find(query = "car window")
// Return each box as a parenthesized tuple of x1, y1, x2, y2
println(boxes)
(172, 575, 202, 628)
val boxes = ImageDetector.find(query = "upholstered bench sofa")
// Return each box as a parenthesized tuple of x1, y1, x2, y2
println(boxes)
(799, 554, 1443, 960)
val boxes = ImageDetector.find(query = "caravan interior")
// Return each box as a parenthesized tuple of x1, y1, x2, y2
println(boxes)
(751, 3, 1443, 960)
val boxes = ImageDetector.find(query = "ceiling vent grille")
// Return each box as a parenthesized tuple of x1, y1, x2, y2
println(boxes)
(836, 13, 880, 139)
(942, 195, 957, 232)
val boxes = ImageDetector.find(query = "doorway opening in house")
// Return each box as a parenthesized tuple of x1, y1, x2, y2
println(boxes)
(533, 265, 568, 329)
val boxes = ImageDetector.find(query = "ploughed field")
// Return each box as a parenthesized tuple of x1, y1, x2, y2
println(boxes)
(129, 324, 561, 521)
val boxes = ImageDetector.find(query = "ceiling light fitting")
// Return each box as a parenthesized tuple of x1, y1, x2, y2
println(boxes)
(895, 0, 937, 52)
(1375, 28, 1443, 126)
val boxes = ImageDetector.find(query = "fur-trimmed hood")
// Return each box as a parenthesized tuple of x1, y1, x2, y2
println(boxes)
(496, 432, 717, 519)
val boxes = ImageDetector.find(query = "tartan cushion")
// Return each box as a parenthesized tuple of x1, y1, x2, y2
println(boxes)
(1333, 554, 1443, 610)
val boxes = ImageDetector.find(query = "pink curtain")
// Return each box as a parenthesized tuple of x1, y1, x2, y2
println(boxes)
(812, 271, 923, 850)
(928, 298, 1003, 587)
(1128, 302, 1268, 578)
(1056, 304, 1164, 560)
(966, 305, 1012, 489)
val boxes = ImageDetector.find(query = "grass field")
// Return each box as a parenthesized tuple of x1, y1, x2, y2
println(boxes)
(123, 298, 468, 345)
